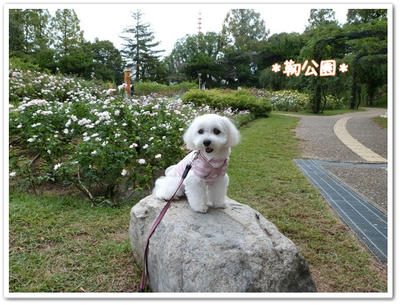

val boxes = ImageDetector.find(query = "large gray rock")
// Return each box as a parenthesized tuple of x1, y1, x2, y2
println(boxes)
(129, 195, 317, 292)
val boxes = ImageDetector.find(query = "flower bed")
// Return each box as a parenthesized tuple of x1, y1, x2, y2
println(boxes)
(264, 90, 345, 112)
(265, 90, 310, 112)
(9, 69, 250, 204)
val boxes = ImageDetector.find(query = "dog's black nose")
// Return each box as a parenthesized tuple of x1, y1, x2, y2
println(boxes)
(203, 139, 211, 147)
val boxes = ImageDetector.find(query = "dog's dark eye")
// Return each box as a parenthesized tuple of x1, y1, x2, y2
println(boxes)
(198, 129, 204, 134)
(213, 128, 221, 135)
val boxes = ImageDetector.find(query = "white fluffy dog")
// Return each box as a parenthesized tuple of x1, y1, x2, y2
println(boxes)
(152, 114, 240, 213)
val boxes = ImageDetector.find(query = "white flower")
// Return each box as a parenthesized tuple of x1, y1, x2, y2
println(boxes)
(47, 150, 51, 154)
(118, 83, 127, 91)
(115, 133, 120, 138)
(17, 124, 22, 128)
(71, 115, 78, 121)
(27, 138, 35, 142)
(114, 110, 120, 116)
(91, 150, 97, 155)
(32, 123, 41, 127)
(54, 163, 62, 171)
(83, 136, 91, 141)
(121, 169, 128, 176)
(9, 171, 16, 177)
(65, 119, 71, 127)
(78, 118, 91, 126)
(149, 137, 154, 142)
(91, 133, 99, 138)
(95, 137, 101, 142)
(138, 159, 146, 165)
(63, 129, 69, 134)
(155, 154, 162, 159)
(129, 143, 138, 148)
(179, 128, 184, 132)
(143, 144, 149, 149)
(106, 88, 116, 95)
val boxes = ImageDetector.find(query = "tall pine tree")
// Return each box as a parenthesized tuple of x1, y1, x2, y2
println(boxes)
(120, 10, 164, 81)
(51, 9, 84, 57)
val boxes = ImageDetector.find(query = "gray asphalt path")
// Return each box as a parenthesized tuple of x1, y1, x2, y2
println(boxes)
(292, 108, 388, 212)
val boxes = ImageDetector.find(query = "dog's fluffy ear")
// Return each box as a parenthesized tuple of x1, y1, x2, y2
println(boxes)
(183, 119, 197, 150)
(222, 117, 240, 147)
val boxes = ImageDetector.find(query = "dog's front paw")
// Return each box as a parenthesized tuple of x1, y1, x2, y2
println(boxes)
(211, 201, 226, 209)
(190, 203, 209, 214)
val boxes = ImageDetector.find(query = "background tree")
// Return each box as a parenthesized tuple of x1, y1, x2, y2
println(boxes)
(120, 10, 164, 82)
(164, 32, 223, 85)
(221, 9, 269, 51)
(89, 38, 124, 82)
(51, 9, 84, 57)
(9, 10, 29, 57)
(305, 9, 339, 32)
(219, 9, 269, 87)
(347, 9, 387, 24)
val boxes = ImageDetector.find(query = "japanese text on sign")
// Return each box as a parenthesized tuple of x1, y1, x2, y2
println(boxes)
(271, 59, 348, 77)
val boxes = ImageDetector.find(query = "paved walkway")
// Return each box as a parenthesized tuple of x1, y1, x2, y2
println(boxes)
(291, 108, 388, 262)
(295, 159, 387, 263)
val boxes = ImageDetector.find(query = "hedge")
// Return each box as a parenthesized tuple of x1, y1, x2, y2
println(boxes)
(134, 81, 197, 96)
(182, 89, 272, 118)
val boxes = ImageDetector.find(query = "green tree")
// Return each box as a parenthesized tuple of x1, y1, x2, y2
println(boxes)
(221, 9, 269, 51)
(51, 9, 84, 57)
(347, 9, 387, 24)
(219, 9, 270, 87)
(120, 10, 164, 82)
(305, 9, 339, 31)
(164, 32, 223, 85)
(9, 9, 27, 57)
(89, 38, 124, 82)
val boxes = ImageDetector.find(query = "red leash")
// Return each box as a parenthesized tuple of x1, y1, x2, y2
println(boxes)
(139, 152, 198, 292)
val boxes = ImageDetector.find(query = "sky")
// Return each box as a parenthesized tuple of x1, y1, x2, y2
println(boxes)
(45, 3, 350, 58)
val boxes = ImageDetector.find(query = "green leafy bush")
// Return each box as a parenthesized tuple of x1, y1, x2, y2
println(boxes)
(134, 82, 169, 95)
(134, 81, 197, 96)
(182, 89, 272, 118)
(324, 95, 346, 110)
(169, 81, 197, 92)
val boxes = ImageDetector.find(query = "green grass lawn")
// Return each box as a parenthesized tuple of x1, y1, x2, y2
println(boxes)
(9, 192, 140, 292)
(9, 113, 387, 292)
(373, 116, 388, 129)
(273, 107, 367, 116)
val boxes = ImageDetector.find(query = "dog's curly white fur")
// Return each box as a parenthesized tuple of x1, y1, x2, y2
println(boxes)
(152, 114, 240, 213)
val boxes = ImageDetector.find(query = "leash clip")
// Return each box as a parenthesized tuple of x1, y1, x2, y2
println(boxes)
(182, 150, 199, 179)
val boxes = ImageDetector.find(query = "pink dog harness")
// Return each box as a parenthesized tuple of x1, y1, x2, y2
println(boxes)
(166, 151, 228, 185)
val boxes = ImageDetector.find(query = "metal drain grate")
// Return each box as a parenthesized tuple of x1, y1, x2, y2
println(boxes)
(294, 159, 387, 263)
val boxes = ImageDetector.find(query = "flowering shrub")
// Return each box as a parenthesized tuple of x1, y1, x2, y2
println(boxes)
(264, 90, 345, 112)
(265, 90, 310, 112)
(9, 69, 249, 204)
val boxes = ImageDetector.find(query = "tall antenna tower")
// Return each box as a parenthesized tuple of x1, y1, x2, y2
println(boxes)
(197, 11, 202, 34)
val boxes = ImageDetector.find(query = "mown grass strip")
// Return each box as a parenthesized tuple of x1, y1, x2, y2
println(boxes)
(373, 116, 387, 129)
(227, 113, 387, 292)
(273, 108, 367, 116)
